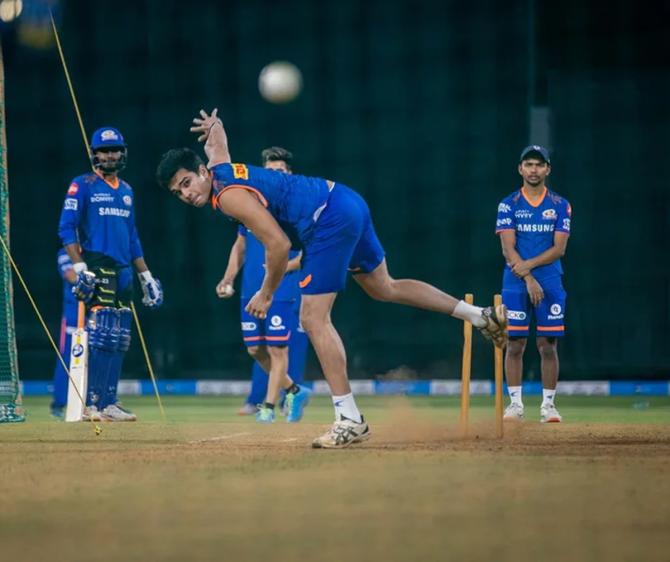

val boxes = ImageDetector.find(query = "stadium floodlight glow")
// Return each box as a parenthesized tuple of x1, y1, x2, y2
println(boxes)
(0, 0, 22, 23)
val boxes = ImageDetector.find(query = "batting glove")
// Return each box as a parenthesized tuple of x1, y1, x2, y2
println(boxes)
(138, 271, 163, 308)
(72, 269, 97, 303)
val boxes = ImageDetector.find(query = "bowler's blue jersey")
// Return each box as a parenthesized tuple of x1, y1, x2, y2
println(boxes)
(496, 187, 571, 287)
(210, 163, 331, 246)
(238, 225, 301, 302)
(58, 173, 144, 266)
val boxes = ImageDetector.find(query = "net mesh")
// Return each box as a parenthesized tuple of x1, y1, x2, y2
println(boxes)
(0, 45, 24, 423)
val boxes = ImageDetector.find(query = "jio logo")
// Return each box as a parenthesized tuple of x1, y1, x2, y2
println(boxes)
(550, 304, 562, 315)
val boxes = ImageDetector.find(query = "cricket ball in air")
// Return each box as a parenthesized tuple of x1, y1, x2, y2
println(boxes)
(258, 61, 303, 104)
(95, 425, 103, 436)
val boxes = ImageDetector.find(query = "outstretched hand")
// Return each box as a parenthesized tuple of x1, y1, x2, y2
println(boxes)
(190, 108, 222, 142)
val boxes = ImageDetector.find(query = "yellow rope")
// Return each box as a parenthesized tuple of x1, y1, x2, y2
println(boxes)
(131, 302, 166, 422)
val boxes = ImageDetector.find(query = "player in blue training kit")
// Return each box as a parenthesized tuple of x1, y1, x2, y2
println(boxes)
(216, 146, 311, 423)
(50, 249, 78, 419)
(58, 126, 163, 422)
(156, 109, 508, 448)
(495, 145, 571, 423)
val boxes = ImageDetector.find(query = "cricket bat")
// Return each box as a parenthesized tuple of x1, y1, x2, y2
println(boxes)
(65, 302, 88, 422)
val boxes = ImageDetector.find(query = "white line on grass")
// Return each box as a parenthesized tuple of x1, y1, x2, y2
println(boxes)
(189, 432, 251, 444)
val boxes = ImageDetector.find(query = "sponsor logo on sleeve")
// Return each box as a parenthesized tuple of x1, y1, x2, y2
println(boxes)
(496, 218, 512, 228)
(562, 218, 571, 231)
(67, 182, 79, 195)
(542, 208, 557, 220)
(498, 202, 511, 213)
(64, 198, 78, 210)
(232, 164, 249, 180)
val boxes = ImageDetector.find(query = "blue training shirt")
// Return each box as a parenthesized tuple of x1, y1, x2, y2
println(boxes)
(210, 163, 331, 246)
(495, 187, 571, 288)
(58, 172, 144, 266)
(238, 225, 301, 302)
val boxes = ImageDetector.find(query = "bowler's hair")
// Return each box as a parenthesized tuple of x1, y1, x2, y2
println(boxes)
(156, 148, 205, 189)
(261, 146, 293, 170)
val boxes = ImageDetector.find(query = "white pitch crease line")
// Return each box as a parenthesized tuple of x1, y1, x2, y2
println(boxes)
(189, 432, 251, 444)
(281, 438, 299, 442)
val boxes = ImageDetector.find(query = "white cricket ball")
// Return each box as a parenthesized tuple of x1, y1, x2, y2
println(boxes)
(258, 61, 303, 104)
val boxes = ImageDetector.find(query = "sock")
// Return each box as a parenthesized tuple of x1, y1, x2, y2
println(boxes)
(286, 383, 301, 394)
(332, 393, 362, 423)
(508, 385, 523, 406)
(263, 402, 275, 410)
(542, 388, 556, 407)
(452, 300, 486, 328)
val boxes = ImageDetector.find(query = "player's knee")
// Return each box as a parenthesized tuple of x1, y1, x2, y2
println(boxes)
(506, 338, 527, 357)
(536, 338, 557, 358)
(117, 307, 132, 353)
(266, 345, 287, 357)
(363, 277, 395, 302)
(247, 345, 262, 359)
(88, 307, 120, 352)
(299, 310, 324, 335)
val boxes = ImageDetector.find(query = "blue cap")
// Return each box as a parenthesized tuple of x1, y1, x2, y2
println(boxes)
(90, 127, 126, 150)
(519, 145, 550, 164)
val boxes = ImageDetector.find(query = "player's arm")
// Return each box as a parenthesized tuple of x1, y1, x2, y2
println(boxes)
(190, 108, 231, 166)
(216, 189, 290, 318)
(511, 232, 569, 278)
(216, 234, 246, 298)
(499, 231, 523, 269)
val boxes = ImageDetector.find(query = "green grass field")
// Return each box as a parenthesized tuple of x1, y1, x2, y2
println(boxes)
(3, 395, 670, 562)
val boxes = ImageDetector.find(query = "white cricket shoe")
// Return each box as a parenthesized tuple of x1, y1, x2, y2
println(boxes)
(82, 405, 102, 422)
(101, 403, 137, 422)
(540, 403, 562, 423)
(503, 402, 525, 421)
(237, 403, 258, 416)
(312, 415, 371, 449)
(478, 305, 508, 348)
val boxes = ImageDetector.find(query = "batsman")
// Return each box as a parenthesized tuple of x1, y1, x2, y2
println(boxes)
(58, 126, 163, 421)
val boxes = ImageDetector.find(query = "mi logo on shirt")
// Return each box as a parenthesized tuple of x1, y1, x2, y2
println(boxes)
(232, 164, 249, 180)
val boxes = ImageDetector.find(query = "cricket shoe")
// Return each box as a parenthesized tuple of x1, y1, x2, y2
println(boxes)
(255, 406, 275, 424)
(101, 403, 137, 422)
(237, 403, 258, 416)
(478, 304, 508, 348)
(82, 405, 103, 422)
(312, 415, 371, 449)
(503, 402, 525, 421)
(285, 385, 312, 423)
(50, 406, 64, 420)
(540, 404, 562, 423)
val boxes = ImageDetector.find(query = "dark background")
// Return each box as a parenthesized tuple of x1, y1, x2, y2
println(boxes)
(1, 0, 668, 381)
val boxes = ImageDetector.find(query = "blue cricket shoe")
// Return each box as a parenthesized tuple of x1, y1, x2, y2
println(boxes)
(285, 385, 312, 423)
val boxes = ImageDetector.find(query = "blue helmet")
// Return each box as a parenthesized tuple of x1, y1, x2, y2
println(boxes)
(90, 127, 127, 172)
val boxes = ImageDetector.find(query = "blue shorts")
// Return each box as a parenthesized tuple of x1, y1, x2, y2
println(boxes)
(299, 184, 385, 294)
(502, 277, 567, 338)
(240, 299, 293, 346)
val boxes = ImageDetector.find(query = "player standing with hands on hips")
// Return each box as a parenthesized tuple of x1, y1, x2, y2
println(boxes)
(495, 145, 571, 423)
(58, 127, 163, 421)
(156, 109, 507, 448)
